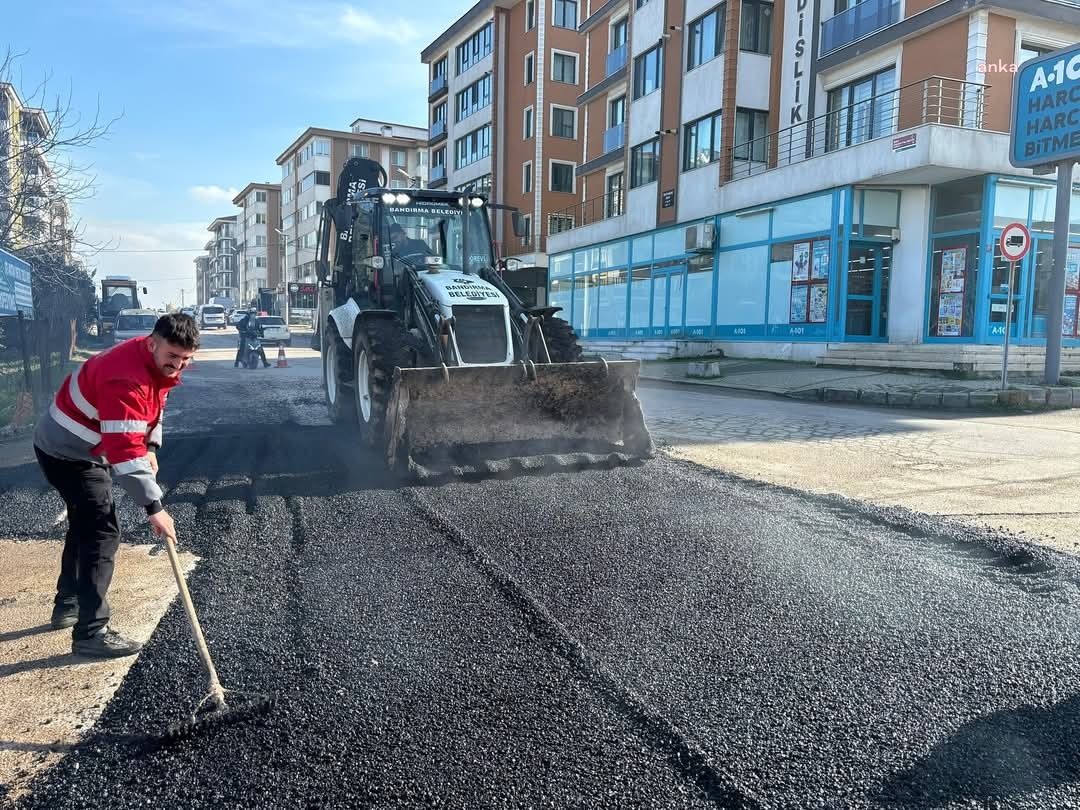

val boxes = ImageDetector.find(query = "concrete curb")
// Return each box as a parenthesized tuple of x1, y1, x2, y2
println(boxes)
(638, 374, 1080, 411)
(806, 385, 1079, 411)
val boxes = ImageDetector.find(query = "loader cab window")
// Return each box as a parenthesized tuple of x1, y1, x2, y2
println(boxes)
(384, 201, 493, 274)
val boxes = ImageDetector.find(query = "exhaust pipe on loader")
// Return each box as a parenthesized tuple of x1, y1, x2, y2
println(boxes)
(385, 359, 654, 478)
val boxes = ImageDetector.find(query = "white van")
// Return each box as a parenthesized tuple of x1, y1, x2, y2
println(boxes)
(198, 304, 227, 330)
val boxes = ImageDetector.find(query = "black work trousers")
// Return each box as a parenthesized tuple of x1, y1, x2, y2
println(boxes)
(34, 447, 121, 639)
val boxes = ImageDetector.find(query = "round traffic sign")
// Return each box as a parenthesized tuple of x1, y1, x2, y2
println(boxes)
(289, 283, 299, 292)
(999, 222, 1031, 262)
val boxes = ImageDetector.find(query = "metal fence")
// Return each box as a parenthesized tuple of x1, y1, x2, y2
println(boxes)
(729, 76, 994, 181)
(553, 189, 624, 235)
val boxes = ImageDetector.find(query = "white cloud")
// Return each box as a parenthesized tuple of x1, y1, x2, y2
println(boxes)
(112, 0, 425, 49)
(189, 185, 239, 205)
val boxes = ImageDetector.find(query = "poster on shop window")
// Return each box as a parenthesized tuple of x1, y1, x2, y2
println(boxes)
(811, 241, 830, 281)
(1066, 247, 1080, 291)
(809, 285, 828, 323)
(790, 286, 808, 323)
(792, 242, 810, 282)
(940, 247, 967, 293)
(937, 293, 963, 336)
(1063, 295, 1078, 337)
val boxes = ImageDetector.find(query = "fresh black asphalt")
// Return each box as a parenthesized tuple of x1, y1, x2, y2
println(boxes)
(3, 367, 1080, 808)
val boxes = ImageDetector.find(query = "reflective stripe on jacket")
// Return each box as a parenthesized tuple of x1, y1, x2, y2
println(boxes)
(34, 337, 180, 508)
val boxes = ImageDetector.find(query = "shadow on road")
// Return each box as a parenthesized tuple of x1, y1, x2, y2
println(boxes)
(877, 694, 1080, 806)
(0, 623, 53, 644)
(0, 652, 87, 679)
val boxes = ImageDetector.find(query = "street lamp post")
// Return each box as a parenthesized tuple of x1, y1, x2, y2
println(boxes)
(275, 227, 290, 325)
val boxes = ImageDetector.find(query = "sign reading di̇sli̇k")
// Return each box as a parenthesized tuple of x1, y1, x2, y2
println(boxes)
(1011, 43, 1080, 168)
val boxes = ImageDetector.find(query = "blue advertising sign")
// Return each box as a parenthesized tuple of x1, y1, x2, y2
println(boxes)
(0, 248, 34, 319)
(1010, 43, 1080, 168)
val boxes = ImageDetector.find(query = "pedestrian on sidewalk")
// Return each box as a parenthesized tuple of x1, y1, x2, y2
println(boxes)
(33, 313, 199, 658)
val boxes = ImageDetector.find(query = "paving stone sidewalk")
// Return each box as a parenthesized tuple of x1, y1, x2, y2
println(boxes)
(632, 357, 1080, 411)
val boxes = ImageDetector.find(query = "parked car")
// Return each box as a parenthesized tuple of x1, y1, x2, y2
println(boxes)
(229, 308, 252, 327)
(197, 304, 227, 330)
(254, 315, 291, 347)
(110, 309, 160, 345)
(180, 306, 196, 319)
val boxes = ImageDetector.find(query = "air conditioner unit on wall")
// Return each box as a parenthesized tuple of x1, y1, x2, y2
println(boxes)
(685, 222, 716, 254)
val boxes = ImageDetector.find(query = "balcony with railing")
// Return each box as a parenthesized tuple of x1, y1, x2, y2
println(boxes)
(429, 119, 447, 143)
(606, 44, 628, 77)
(429, 74, 448, 99)
(603, 122, 626, 154)
(429, 165, 447, 186)
(727, 76, 998, 182)
(553, 189, 624, 236)
(820, 0, 900, 56)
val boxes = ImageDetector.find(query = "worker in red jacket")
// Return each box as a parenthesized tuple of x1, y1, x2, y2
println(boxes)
(33, 313, 199, 658)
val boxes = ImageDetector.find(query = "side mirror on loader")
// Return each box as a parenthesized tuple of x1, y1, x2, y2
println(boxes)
(512, 212, 528, 239)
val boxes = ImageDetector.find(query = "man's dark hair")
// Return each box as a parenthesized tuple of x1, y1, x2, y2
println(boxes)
(389, 223, 404, 235)
(152, 313, 200, 350)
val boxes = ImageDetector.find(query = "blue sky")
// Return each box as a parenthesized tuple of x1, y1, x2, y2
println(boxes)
(5, 0, 464, 308)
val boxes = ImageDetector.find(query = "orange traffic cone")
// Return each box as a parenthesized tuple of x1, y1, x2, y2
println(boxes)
(276, 342, 288, 368)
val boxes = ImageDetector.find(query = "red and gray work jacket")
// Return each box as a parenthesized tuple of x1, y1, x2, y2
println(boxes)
(34, 337, 180, 515)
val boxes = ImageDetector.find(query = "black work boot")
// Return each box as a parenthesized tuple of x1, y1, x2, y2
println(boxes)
(50, 600, 78, 630)
(72, 627, 143, 658)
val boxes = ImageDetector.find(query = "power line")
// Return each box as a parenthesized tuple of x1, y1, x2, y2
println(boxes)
(92, 248, 208, 253)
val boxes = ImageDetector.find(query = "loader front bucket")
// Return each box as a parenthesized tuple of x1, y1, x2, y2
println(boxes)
(385, 360, 654, 479)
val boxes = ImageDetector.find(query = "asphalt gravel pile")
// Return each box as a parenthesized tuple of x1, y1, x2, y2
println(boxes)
(5, 369, 1080, 808)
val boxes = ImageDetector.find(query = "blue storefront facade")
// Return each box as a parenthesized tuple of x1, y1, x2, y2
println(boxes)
(548, 174, 1080, 350)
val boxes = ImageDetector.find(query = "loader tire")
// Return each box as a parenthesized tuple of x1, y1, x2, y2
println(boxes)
(323, 324, 356, 425)
(353, 318, 415, 448)
(539, 316, 583, 363)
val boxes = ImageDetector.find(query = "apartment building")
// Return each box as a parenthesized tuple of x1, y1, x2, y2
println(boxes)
(232, 183, 282, 307)
(206, 215, 239, 305)
(0, 83, 70, 254)
(545, 0, 1080, 368)
(422, 0, 589, 266)
(275, 121, 427, 316)
(194, 255, 210, 307)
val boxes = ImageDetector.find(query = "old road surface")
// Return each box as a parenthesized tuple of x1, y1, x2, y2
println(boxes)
(3, 333, 1080, 809)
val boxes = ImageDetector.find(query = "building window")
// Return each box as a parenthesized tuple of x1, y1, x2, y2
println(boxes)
(255, 191, 267, 203)
(255, 235, 267, 247)
(433, 57, 447, 81)
(1019, 42, 1053, 65)
(256, 256, 267, 268)
(609, 95, 626, 127)
(300, 138, 330, 163)
(683, 111, 722, 171)
(433, 102, 447, 123)
(456, 75, 492, 122)
(316, 171, 330, 185)
(256, 213, 267, 224)
(433, 147, 446, 168)
(282, 186, 293, 204)
(551, 106, 577, 139)
(520, 214, 532, 246)
(740, 0, 773, 55)
(523, 161, 533, 193)
(611, 17, 629, 50)
(687, 5, 725, 70)
(523, 106, 534, 139)
(734, 108, 768, 162)
(457, 23, 493, 74)
(550, 161, 575, 193)
(553, 0, 578, 28)
(526, 0, 536, 30)
(634, 45, 662, 98)
(826, 67, 897, 151)
(606, 172, 625, 218)
(282, 162, 292, 179)
(630, 139, 659, 187)
(525, 52, 535, 85)
(549, 213, 575, 235)
(455, 125, 491, 169)
(282, 214, 294, 230)
(636, 0, 650, 7)
(350, 143, 369, 158)
(552, 51, 578, 84)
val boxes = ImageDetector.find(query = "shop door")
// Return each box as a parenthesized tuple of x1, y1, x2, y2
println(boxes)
(844, 242, 890, 340)
(985, 229, 1028, 342)
(650, 263, 687, 336)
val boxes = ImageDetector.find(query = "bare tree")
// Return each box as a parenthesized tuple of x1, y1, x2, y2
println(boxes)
(0, 48, 119, 393)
